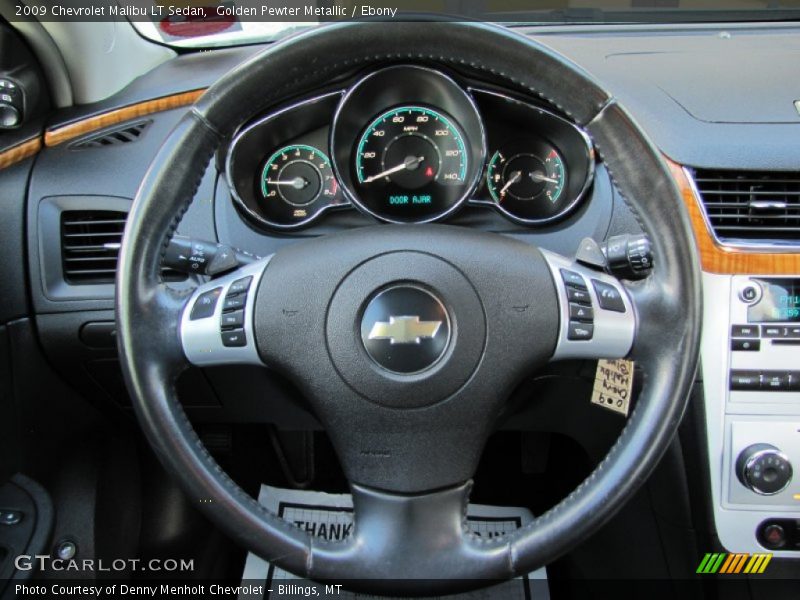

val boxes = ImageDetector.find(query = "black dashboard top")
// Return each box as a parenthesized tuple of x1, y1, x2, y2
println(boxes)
(532, 23, 800, 170)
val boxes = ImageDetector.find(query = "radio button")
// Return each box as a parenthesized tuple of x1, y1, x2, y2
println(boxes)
(762, 325, 786, 338)
(569, 303, 594, 322)
(788, 372, 800, 392)
(763, 373, 789, 391)
(560, 269, 587, 290)
(730, 370, 762, 391)
(567, 286, 591, 306)
(731, 339, 760, 351)
(731, 324, 759, 338)
(739, 282, 762, 304)
(737, 444, 793, 495)
(567, 322, 594, 341)
(592, 280, 626, 313)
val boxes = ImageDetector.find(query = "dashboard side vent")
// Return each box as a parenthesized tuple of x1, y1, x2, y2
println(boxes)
(60, 210, 185, 285)
(692, 169, 800, 244)
(61, 211, 126, 284)
(69, 120, 151, 150)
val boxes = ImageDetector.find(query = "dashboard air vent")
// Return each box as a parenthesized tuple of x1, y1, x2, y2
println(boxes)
(61, 210, 184, 285)
(69, 120, 151, 150)
(61, 211, 125, 284)
(692, 169, 800, 244)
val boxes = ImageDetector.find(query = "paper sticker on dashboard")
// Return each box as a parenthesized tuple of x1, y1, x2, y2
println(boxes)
(592, 359, 634, 417)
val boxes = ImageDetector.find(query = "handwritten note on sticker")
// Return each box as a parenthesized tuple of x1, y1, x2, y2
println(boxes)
(591, 359, 634, 417)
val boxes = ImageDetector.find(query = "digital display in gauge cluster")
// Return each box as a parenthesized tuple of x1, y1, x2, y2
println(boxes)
(224, 66, 595, 229)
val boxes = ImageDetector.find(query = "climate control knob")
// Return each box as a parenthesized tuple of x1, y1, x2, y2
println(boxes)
(736, 444, 793, 495)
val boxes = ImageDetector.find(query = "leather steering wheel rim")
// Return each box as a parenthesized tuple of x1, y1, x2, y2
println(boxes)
(117, 21, 702, 594)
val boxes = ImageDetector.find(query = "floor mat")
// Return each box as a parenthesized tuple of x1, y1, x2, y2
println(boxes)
(240, 485, 549, 599)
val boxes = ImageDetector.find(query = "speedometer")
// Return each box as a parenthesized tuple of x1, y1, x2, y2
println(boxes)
(331, 65, 486, 223)
(352, 106, 469, 222)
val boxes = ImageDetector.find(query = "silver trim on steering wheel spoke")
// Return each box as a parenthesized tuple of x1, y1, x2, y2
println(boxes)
(180, 257, 271, 367)
(542, 249, 636, 361)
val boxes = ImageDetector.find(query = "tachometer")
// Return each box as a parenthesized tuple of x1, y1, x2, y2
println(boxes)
(248, 143, 341, 228)
(261, 144, 337, 208)
(352, 106, 470, 222)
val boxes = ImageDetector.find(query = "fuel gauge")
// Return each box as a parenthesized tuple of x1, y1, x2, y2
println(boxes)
(488, 150, 565, 203)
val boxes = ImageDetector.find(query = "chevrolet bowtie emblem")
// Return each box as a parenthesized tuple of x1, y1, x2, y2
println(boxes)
(368, 316, 442, 345)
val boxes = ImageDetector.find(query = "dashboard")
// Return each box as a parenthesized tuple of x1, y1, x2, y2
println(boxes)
(225, 65, 593, 230)
(3, 21, 800, 568)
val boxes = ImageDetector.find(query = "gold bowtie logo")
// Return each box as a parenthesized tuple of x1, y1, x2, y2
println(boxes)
(368, 316, 442, 345)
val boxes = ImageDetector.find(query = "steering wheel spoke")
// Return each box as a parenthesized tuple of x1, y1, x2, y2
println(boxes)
(310, 482, 511, 588)
(180, 258, 271, 367)
(542, 249, 637, 362)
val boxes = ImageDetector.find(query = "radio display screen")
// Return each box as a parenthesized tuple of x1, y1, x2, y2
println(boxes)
(748, 279, 800, 323)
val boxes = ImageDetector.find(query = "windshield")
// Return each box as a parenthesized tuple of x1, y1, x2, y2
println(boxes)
(129, 0, 800, 48)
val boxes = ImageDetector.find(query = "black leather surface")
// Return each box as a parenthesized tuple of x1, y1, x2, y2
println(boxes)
(535, 26, 800, 170)
(193, 21, 610, 132)
(117, 21, 701, 590)
(310, 482, 510, 593)
(0, 160, 31, 324)
(253, 224, 558, 493)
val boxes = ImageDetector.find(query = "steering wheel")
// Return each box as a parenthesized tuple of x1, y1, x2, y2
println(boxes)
(117, 21, 701, 594)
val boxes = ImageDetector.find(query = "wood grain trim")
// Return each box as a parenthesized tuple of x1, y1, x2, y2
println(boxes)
(44, 88, 206, 147)
(0, 137, 42, 170)
(667, 157, 800, 275)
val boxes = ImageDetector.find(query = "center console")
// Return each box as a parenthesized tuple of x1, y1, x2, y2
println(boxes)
(703, 274, 800, 554)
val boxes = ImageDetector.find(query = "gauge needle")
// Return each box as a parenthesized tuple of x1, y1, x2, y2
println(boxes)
(499, 171, 522, 196)
(362, 156, 425, 184)
(530, 171, 559, 184)
(266, 177, 308, 189)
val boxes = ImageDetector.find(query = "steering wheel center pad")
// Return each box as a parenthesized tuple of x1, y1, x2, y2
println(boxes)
(256, 225, 558, 409)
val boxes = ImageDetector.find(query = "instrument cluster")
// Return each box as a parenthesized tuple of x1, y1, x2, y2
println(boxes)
(225, 66, 594, 230)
